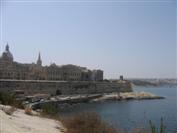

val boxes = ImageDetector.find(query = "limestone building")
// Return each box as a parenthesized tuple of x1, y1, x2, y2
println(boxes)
(0, 44, 103, 81)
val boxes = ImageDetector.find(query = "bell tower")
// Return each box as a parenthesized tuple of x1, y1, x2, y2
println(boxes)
(37, 52, 42, 66)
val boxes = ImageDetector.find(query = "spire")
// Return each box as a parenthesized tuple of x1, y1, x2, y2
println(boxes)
(6, 43, 9, 52)
(38, 52, 41, 61)
(37, 52, 42, 66)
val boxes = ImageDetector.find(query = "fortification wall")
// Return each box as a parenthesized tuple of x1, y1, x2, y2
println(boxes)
(0, 80, 132, 95)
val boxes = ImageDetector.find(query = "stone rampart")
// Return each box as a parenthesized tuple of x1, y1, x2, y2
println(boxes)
(0, 79, 132, 95)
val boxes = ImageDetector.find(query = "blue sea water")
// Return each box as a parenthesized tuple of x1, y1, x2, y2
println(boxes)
(60, 86, 177, 133)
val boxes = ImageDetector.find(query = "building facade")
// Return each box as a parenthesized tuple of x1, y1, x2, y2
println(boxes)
(0, 44, 103, 81)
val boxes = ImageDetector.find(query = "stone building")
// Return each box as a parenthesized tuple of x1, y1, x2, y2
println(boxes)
(91, 70, 104, 81)
(0, 44, 103, 81)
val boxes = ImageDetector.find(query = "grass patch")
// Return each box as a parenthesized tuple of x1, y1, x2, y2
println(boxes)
(149, 118, 166, 133)
(61, 112, 166, 133)
(40, 103, 58, 119)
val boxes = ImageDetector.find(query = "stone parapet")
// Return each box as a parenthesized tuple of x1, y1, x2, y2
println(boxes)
(0, 79, 132, 95)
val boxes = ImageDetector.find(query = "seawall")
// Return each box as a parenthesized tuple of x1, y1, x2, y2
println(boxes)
(0, 79, 132, 95)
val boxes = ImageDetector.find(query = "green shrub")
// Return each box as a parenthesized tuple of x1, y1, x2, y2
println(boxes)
(0, 91, 15, 105)
(41, 103, 58, 116)
(0, 91, 24, 109)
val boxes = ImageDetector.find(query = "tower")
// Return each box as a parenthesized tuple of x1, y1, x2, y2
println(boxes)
(37, 52, 42, 66)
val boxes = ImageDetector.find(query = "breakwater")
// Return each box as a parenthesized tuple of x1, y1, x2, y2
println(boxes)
(0, 79, 132, 95)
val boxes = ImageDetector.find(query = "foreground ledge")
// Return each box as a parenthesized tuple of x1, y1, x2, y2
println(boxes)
(0, 105, 65, 133)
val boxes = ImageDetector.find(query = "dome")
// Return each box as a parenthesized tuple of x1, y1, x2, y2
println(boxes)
(2, 44, 13, 61)
(2, 51, 13, 60)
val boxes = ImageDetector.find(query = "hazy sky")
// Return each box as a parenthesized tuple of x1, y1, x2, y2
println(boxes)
(0, 0, 176, 79)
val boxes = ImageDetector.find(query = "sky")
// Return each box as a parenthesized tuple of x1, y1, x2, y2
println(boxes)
(0, 0, 176, 79)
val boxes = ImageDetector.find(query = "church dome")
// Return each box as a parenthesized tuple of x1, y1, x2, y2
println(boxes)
(2, 44, 14, 61)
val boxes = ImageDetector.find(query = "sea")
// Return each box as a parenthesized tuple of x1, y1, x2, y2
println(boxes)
(59, 85, 177, 133)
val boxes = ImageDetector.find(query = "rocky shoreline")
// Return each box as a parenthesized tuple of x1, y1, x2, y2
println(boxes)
(30, 91, 164, 110)
(91, 92, 165, 102)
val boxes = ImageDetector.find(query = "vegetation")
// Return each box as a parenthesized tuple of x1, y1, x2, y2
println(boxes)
(0, 91, 24, 109)
(61, 112, 118, 133)
(61, 112, 167, 133)
(40, 103, 58, 117)
(149, 118, 166, 133)
(0, 91, 15, 105)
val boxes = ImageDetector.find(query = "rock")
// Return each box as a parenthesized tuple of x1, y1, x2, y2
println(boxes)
(0, 104, 65, 133)
(92, 92, 164, 102)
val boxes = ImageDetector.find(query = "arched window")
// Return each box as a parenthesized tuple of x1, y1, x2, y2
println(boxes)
(56, 90, 62, 95)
